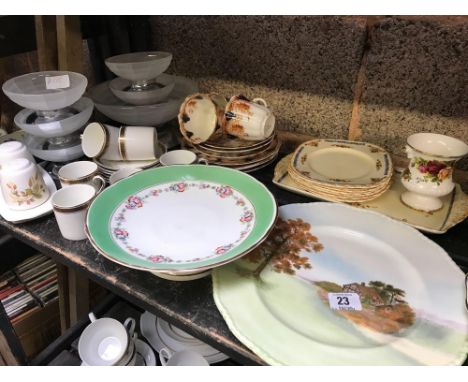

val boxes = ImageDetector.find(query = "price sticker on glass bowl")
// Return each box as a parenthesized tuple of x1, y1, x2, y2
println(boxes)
(328, 293, 362, 311)
(45, 75, 70, 89)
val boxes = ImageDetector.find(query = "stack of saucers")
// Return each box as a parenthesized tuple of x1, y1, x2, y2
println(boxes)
(94, 157, 161, 184)
(184, 132, 281, 172)
(140, 312, 229, 365)
(287, 139, 393, 203)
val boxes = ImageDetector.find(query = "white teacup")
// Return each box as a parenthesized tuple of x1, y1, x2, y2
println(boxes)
(0, 140, 35, 168)
(159, 348, 209, 366)
(79, 313, 136, 366)
(82, 122, 159, 161)
(0, 158, 49, 210)
(51, 184, 98, 240)
(224, 95, 275, 141)
(58, 161, 106, 191)
(81, 122, 121, 161)
(159, 150, 208, 166)
(118, 126, 158, 161)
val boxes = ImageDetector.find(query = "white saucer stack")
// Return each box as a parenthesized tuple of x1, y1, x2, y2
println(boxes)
(140, 311, 229, 365)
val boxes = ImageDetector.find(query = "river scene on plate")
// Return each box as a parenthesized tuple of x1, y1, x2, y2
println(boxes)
(239, 216, 468, 364)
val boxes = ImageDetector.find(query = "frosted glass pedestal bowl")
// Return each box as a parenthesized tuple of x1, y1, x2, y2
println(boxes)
(14, 97, 94, 138)
(109, 75, 175, 106)
(2, 71, 87, 111)
(90, 75, 198, 126)
(105, 52, 172, 83)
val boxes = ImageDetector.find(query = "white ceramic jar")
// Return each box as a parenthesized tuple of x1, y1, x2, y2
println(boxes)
(0, 141, 35, 168)
(0, 158, 49, 210)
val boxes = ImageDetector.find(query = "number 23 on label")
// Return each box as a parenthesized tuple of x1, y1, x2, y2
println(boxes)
(328, 293, 362, 311)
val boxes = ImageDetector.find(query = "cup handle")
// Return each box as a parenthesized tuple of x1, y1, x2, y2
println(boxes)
(123, 317, 136, 337)
(88, 312, 97, 322)
(159, 347, 173, 366)
(465, 273, 468, 312)
(92, 175, 106, 193)
(197, 158, 209, 165)
(252, 98, 268, 107)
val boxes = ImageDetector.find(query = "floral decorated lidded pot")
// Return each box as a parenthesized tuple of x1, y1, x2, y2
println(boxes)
(401, 133, 468, 212)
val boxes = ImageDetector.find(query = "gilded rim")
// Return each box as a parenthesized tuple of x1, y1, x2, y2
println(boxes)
(290, 139, 393, 189)
(59, 170, 99, 185)
(406, 141, 462, 161)
(53, 200, 91, 213)
(118, 126, 128, 161)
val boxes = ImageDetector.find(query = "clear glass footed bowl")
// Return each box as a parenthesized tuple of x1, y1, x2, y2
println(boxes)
(14, 97, 94, 138)
(105, 51, 172, 82)
(90, 75, 198, 126)
(2, 71, 87, 111)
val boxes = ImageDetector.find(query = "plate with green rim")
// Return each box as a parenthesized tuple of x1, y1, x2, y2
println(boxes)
(86, 165, 277, 273)
(213, 202, 468, 365)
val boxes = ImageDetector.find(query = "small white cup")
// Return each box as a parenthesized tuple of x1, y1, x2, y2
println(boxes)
(224, 95, 275, 141)
(0, 140, 35, 168)
(118, 126, 158, 161)
(0, 158, 49, 210)
(159, 348, 209, 366)
(81, 122, 159, 161)
(81, 122, 121, 161)
(159, 150, 208, 166)
(78, 313, 136, 366)
(51, 184, 98, 240)
(58, 161, 106, 191)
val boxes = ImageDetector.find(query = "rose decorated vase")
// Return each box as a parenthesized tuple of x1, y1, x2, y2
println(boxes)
(401, 133, 468, 212)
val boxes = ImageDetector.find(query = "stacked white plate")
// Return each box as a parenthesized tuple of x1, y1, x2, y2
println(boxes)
(288, 139, 393, 202)
(140, 311, 229, 365)
(94, 157, 161, 184)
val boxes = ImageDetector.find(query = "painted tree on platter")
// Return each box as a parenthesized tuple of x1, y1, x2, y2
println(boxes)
(245, 217, 323, 278)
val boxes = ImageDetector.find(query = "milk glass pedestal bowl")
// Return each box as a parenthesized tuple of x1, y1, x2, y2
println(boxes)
(401, 133, 468, 212)
(105, 51, 172, 88)
(2, 71, 87, 111)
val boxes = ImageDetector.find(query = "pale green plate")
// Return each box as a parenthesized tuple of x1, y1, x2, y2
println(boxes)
(213, 202, 468, 365)
(86, 165, 277, 273)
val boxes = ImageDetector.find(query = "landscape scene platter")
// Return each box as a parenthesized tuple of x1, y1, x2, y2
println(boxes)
(86, 165, 277, 273)
(291, 139, 392, 188)
(213, 202, 468, 365)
